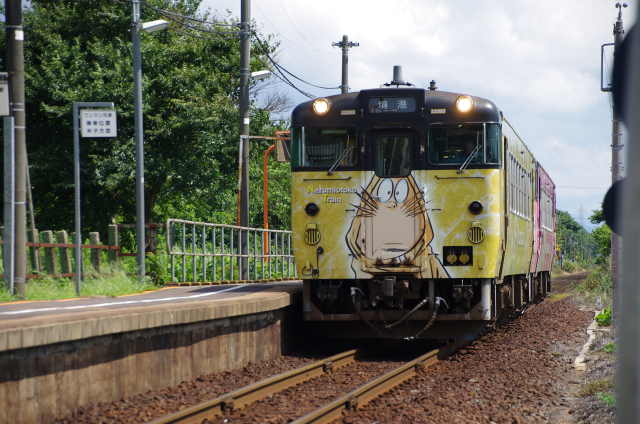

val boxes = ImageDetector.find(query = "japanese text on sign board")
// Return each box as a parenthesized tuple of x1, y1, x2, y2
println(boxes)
(80, 109, 117, 138)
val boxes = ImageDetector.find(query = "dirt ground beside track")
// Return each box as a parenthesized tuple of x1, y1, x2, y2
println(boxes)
(334, 273, 595, 423)
(55, 273, 604, 424)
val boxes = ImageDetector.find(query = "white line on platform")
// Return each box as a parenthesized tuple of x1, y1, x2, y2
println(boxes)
(0, 285, 247, 316)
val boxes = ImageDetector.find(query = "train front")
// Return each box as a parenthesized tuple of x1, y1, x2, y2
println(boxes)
(290, 85, 503, 339)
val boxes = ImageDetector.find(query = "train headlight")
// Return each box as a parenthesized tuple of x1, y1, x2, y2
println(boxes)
(446, 252, 458, 265)
(468, 201, 483, 215)
(455, 95, 473, 113)
(305, 202, 320, 216)
(312, 98, 331, 115)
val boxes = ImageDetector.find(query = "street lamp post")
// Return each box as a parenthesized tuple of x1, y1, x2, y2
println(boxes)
(236, 69, 271, 278)
(131, 0, 168, 282)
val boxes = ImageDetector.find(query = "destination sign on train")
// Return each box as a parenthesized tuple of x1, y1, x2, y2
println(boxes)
(368, 97, 416, 113)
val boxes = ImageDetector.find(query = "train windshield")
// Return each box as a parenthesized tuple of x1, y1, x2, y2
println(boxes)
(428, 123, 501, 166)
(292, 127, 358, 169)
(373, 132, 413, 177)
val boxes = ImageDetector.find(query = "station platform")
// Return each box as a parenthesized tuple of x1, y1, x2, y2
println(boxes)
(0, 282, 302, 352)
(0, 281, 302, 424)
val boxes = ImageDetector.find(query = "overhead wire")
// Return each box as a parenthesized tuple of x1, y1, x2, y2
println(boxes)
(120, 0, 333, 99)
(251, 31, 319, 98)
(252, 30, 340, 95)
(140, 0, 239, 27)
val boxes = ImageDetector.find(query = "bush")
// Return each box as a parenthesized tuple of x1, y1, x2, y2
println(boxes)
(576, 264, 613, 306)
(596, 307, 612, 327)
(597, 392, 616, 407)
(146, 252, 170, 285)
(561, 259, 584, 273)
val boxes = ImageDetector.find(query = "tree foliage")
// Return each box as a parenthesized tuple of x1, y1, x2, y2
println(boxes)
(589, 209, 605, 225)
(556, 210, 598, 264)
(1, 0, 290, 233)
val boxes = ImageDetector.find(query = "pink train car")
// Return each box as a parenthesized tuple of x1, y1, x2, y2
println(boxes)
(530, 164, 556, 274)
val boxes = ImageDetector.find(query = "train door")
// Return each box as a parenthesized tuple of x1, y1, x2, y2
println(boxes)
(360, 130, 422, 268)
(530, 164, 542, 273)
(498, 134, 509, 279)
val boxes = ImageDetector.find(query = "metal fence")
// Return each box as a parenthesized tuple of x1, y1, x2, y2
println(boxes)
(166, 219, 296, 284)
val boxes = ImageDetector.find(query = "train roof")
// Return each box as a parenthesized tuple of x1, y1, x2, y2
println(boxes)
(291, 87, 501, 126)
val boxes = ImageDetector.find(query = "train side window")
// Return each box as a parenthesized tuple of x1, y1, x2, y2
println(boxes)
(291, 127, 303, 167)
(485, 123, 501, 164)
(294, 127, 358, 169)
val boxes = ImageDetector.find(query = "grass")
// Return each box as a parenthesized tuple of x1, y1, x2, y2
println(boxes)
(596, 307, 612, 327)
(0, 267, 158, 302)
(575, 264, 613, 307)
(578, 379, 613, 397)
(548, 292, 572, 302)
(598, 391, 616, 407)
(603, 342, 616, 354)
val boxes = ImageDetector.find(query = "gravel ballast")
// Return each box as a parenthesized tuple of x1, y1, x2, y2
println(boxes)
(55, 274, 594, 424)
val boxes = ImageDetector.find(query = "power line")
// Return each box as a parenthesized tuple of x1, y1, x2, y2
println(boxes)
(141, 1, 239, 27)
(252, 31, 339, 94)
(119, 0, 327, 99)
(251, 32, 318, 98)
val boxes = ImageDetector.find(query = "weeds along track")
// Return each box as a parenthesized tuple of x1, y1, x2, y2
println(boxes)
(148, 348, 441, 424)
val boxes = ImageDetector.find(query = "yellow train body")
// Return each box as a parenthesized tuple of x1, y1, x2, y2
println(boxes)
(289, 83, 555, 339)
(292, 169, 508, 280)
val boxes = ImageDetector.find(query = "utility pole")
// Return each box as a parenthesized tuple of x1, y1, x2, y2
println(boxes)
(5, 0, 27, 298)
(132, 0, 146, 282)
(610, 3, 626, 294)
(618, 8, 640, 422)
(332, 35, 359, 94)
(238, 0, 250, 279)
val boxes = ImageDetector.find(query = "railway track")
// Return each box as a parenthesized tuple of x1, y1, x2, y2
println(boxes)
(148, 347, 441, 424)
(148, 349, 357, 424)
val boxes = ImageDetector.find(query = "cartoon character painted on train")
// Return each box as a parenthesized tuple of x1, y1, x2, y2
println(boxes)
(345, 174, 448, 278)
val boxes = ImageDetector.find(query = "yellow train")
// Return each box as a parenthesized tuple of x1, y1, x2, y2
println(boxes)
(290, 69, 556, 339)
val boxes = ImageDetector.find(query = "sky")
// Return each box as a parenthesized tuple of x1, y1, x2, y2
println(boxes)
(202, 0, 637, 229)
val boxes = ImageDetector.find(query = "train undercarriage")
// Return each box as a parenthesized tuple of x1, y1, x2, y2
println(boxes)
(303, 273, 551, 340)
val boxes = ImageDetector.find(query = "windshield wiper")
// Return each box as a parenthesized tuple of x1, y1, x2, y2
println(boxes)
(457, 136, 482, 174)
(327, 145, 354, 175)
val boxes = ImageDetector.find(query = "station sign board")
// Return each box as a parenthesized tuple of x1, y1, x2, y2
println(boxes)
(80, 109, 117, 138)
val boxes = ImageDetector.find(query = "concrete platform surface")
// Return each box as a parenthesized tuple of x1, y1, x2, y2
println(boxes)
(0, 281, 302, 352)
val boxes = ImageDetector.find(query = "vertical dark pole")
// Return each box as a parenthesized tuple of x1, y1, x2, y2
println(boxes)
(340, 35, 349, 94)
(132, 0, 146, 282)
(25, 164, 39, 272)
(3, 116, 15, 293)
(610, 3, 625, 297)
(618, 9, 639, 423)
(73, 103, 81, 294)
(332, 35, 359, 94)
(5, 0, 27, 298)
(239, 0, 251, 279)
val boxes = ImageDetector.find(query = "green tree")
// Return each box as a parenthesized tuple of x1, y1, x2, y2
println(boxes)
(1, 0, 289, 234)
(591, 223, 612, 262)
(589, 209, 605, 224)
(556, 210, 597, 264)
(589, 209, 611, 264)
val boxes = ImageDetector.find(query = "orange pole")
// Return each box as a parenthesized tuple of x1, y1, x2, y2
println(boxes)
(263, 144, 277, 254)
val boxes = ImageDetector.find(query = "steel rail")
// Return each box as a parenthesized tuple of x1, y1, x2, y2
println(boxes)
(147, 349, 357, 424)
(291, 348, 440, 424)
